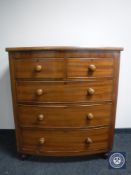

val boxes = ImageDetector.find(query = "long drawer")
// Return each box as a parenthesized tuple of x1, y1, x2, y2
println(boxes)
(16, 80, 113, 103)
(18, 104, 112, 128)
(20, 127, 110, 156)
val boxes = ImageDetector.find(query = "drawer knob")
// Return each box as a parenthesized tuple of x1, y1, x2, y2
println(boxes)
(85, 137, 93, 144)
(87, 113, 94, 120)
(39, 137, 45, 145)
(35, 65, 42, 72)
(88, 64, 96, 72)
(36, 89, 43, 96)
(37, 114, 44, 121)
(87, 88, 95, 95)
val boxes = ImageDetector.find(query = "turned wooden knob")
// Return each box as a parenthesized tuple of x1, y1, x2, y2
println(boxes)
(87, 113, 94, 120)
(39, 137, 45, 145)
(35, 65, 42, 72)
(37, 114, 44, 121)
(36, 89, 43, 96)
(85, 137, 93, 144)
(88, 64, 96, 72)
(87, 88, 95, 95)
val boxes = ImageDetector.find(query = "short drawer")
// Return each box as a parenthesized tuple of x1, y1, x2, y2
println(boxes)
(21, 127, 110, 156)
(18, 104, 112, 128)
(67, 58, 114, 78)
(14, 58, 64, 79)
(16, 80, 113, 103)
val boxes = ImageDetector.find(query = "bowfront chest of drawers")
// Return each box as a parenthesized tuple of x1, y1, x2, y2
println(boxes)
(6, 46, 123, 158)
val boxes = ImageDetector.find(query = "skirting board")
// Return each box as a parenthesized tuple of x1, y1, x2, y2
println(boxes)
(0, 128, 131, 133)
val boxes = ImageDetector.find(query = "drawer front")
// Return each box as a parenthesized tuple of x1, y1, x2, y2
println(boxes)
(18, 104, 112, 128)
(21, 128, 110, 156)
(67, 58, 114, 78)
(14, 58, 64, 79)
(16, 80, 113, 103)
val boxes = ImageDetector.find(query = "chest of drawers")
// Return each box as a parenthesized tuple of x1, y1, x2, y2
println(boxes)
(6, 46, 123, 158)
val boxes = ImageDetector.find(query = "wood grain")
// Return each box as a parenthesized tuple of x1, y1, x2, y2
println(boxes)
(6, 46, 123, 52)
(18, 103, 112, 128)
(20, 127, 110, 156)
(16, 80, 113, 103)
(14, 58, 65, 79)
(10, 50, 118, 59)
(6, 47, 123, 157)
(67, 58, 114, 78)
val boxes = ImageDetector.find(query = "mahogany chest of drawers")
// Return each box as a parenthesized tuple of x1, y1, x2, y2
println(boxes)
(6, 46, 123, 158)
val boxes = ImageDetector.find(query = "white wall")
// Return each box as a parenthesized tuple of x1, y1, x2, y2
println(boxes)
(0, 0, 131, 129)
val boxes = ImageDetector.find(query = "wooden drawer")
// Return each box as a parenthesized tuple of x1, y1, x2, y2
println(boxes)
(21, 127, 110, 156)
(67, 58, 114, 78)
(18, 104, 112, 128)
(16, 80, 113, 103)
(14, 58, 64, 79)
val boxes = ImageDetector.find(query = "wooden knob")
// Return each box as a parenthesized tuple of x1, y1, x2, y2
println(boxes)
(87, 88, 95, 95)
(85, 137, 93, 144)
(37, 114, 44, 121)
(35, 65, 42, 72)
(36, 89, 43, 96)
(39, 137, 45, 145)
(88, 64, 96, 72)
(87, 113, 94, 120)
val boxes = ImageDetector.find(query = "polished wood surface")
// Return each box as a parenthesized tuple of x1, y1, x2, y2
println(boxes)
(14, 57, 114, 79)
(16, 80, 113, 103)
(67, 58, 114, 78)
(6, 46, 123, 52)
(11, 50, 117, 59)
(21, 127, 110, 156)
(18, 104, 112, 128)
(15, 58, 64, 79)
(6, 46, 123, 157)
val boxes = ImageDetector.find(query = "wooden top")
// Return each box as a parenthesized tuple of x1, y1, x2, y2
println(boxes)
(6, 46, 123, 52)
